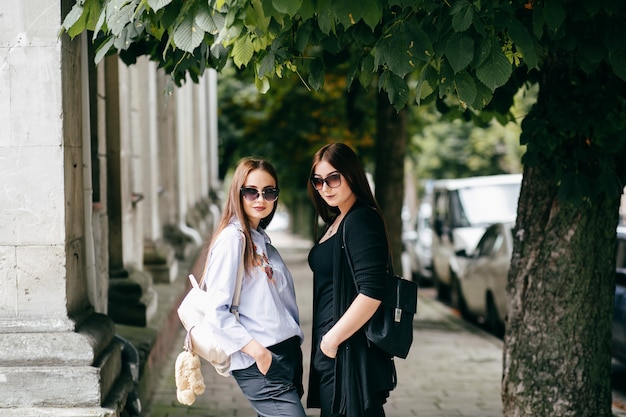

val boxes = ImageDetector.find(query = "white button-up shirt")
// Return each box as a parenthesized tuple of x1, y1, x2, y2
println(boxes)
(201, 220, 304, 372)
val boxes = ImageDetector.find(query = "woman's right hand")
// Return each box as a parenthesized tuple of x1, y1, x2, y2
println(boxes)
(242, 339, 273, 375)
(255, 348, 273, 375)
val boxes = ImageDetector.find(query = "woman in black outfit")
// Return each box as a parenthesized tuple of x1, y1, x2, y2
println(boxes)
(306, 143, 396, 417)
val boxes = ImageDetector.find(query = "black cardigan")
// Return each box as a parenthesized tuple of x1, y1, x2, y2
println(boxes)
(307, 202, 396, 416)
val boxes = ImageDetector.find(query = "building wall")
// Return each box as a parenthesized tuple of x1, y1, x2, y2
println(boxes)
(0, 1, 221, 414)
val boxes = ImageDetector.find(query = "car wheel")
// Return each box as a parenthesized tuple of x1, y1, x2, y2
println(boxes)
(485, 293, 505, 338)
(434, 270, 450, 301)
(450, 274, 470, 319)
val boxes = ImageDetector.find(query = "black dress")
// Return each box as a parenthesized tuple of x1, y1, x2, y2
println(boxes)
(309, 235, 339, 416)
(307, 202, 396, 417)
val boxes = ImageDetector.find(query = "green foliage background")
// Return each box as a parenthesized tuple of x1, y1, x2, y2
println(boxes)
(217, 63, 531, 209)
(216, 63, 379, 209)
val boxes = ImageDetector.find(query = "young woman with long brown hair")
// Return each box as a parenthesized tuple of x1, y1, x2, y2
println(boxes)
(200, 157, 306, 417)
(306, 143, 396, 417)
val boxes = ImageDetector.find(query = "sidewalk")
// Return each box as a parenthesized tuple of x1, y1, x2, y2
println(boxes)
(143, 230, 626, 417)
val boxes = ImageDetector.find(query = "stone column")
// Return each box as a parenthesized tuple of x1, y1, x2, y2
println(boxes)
(0, 1, 129, 415)
(137, 58, 179, 283)
(105, 56, 157, 327)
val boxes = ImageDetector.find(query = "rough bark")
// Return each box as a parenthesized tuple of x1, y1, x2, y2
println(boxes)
(375, 90, 407, 274)
(502, 163, 618, 416)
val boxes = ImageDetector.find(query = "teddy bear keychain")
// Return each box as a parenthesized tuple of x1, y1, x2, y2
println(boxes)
(175, 329, 206, 405)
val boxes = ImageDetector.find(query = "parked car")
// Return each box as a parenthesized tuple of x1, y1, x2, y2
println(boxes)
(430, 174, 522, 300)
(614, 226, 626, 363)
(452, 223, 626, 344)
(402, 201, 433, 284)
(453, 222, 514, 337)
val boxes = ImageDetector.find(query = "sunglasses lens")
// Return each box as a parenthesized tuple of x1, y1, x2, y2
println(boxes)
(326, 174, 341, 188)
(311, 174, 341, 190)
(241, 187, 279, 202)
(241, 188, 259, 201)
(311, 178, 324, 190)
(264, 188, 279, 202)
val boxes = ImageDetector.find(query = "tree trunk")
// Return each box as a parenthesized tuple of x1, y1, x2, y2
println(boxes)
(375, 90, 407, 275)
(502, 155, 618, 416)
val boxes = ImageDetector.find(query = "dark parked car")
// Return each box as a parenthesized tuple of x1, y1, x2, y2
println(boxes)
(614, 227, 626, 363)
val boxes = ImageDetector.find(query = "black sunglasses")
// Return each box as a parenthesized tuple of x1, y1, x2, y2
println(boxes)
(240, 187, 280, 202)
(310, 173, 342, 190)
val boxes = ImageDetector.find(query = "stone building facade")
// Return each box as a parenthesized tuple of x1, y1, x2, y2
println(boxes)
(0, 1, 220, 415)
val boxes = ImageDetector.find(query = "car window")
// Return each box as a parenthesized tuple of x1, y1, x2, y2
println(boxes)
(477, 228, 500, 257)
(457, 183, 521, 226)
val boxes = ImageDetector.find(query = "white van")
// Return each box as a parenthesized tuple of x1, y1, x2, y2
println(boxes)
(430, 174, 522, 300)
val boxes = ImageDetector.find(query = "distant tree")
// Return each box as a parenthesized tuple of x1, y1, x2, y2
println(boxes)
(409, 87, 532, 182)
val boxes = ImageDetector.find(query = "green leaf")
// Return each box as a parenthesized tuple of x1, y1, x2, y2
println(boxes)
(317, 0, 334, 35)
(543, 1, 565, 32)
(445, 32, 474, 73)
(232, 35, 255, 68)
(415, 79, 434, 103)
(406, 23, 434, 63)
(258, 52, 275, 78)
(472, 81, 493, 110)
(438, 59, 455, 98)
(308, 58, 325, 90)
(93, 3, 107, 37)
(453, 70, 476, 109)
(94, 36, 115, 64)
(506, 17, 538, 70)
(61, 3, 85, 37)
(195, 8, 224, 35)
(173, 12, 205, 53)
(610, 47, 626, 82)
(362, 0, 382, 30)
(298, 0, 315, 20)
(107, 0, 135, 37)
(255, 76, 271, 94)
(450, 0, 473, 32)
(374, 22, 418, 77)
(294, 20, 312, 52)
(472, 36, 491, 67)
(476, 45, 512, 91)
(272, 0, 301, 16)
(147, 0, 172, 13)
(210, 42, 229, 60)
(333, 0, 381, 30)
(379, 70, 409, 111)
(246, 0, 271, 35)
(358, 54, 375, 87)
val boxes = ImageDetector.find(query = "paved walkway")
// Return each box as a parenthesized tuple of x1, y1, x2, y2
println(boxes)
(144, 230, 626, 417)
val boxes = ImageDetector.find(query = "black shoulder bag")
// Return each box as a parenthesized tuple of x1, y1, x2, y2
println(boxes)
(342, 224, 418, 359)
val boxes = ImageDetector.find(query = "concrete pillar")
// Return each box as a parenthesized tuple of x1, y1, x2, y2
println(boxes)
(207, 69, 221, 193)
(0, 1, 128, 415)
(105, 56, 156, 327)
(136, 58, 179, 283)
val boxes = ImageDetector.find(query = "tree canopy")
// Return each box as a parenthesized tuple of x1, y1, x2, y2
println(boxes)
(62, 0, 626, 202)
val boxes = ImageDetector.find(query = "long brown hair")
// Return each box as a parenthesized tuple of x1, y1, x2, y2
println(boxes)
(307, 142, 385, 232)
(202, 157, 279, 282)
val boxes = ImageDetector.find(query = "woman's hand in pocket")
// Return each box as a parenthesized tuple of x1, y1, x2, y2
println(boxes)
(242, 340, 272, 375)
(255, 349, 272, 375)
(320, 336, 338, 359)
